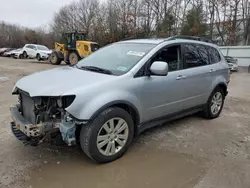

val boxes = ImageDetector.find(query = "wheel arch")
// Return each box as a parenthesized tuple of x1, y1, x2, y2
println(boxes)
(213, 82, 228, 97)
(91, 100, 140, 126)
(74, 100, 140, 141)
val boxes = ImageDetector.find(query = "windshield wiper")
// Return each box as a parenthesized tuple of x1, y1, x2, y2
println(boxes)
(79, 66, 113, 75)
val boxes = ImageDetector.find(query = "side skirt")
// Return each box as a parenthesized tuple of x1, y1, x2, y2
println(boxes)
(137, 105, 205, 134)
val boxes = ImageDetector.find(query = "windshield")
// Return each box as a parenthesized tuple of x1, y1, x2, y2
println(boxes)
(76, 43, 155, 75)
(36, 45, 49, 51)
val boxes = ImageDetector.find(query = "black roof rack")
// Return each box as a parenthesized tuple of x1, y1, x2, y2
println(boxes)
(166, 35, 213, 43)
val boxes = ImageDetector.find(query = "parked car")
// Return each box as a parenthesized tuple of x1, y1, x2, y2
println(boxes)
(0, 48, 7, 55)
(12, 48, 24, 59)
(10, 36, 230, 163)
(22, 44, 52, 61)
(224, 56, 238, 72)
(2, 48, 17, 57)
(0, 48, 13, 56)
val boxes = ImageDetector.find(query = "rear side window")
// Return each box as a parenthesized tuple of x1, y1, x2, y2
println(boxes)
(31, 46, 37, 50)
(207, 46, 221, 64)
(197, 45, 209, 65)
(183, 44, 209, 68)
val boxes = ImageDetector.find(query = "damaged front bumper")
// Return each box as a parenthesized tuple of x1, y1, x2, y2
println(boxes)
(10, 105, 86, 146)
(10, 105, 44, 146)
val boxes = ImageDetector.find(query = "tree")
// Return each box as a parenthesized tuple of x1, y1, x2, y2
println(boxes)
(157, 11, 176, 37)
(181, 4, 207, 36)
(1, 0, 250, 47)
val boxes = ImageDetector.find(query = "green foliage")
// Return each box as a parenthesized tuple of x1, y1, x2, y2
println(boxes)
(181, 5, 207, 36)
(157, 11, 176, 37)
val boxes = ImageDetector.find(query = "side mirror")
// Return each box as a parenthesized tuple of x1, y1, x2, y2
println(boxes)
(150, 61, 169, 76)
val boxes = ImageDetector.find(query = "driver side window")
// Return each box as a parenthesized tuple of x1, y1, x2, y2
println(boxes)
(152, 45, 182, 72)
(31, 46, 37, 50)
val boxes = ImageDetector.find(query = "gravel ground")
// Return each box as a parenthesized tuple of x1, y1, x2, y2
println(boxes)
(0, 57, 250, 188)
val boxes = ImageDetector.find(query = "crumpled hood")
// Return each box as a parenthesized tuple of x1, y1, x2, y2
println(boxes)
(15, 66, 115, 97)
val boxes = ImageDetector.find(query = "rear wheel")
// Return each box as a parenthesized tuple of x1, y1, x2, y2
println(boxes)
(50, 51, 62, 65)
(69, 52, 80, 65)
(80, 107, 134, 163)
(19, 54, 23, 59)
(203, 87, 225, 119)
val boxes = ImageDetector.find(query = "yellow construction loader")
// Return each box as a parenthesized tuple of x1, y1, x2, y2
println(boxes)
(50, 31, 99, 65)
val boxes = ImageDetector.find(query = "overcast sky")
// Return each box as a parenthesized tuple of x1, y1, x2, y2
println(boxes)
(0, 0, 75, 28)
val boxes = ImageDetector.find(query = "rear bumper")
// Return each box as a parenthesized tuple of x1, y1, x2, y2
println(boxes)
(13, 54, 21, 58)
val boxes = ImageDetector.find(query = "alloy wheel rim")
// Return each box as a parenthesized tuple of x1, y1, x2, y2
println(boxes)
(211, 92, 223, 115)
(96, 118, 129, 156)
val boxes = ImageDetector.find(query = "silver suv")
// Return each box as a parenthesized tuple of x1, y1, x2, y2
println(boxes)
(10, 37, 230, 163)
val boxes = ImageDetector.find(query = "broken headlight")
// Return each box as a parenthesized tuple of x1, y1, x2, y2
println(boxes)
(57, 95, 76, 109)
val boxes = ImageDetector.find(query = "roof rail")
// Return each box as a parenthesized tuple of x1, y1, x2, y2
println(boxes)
(166, 35, 214, 43)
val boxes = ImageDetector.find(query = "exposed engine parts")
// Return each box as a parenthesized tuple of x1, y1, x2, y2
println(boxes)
(17, 91, 79, 146)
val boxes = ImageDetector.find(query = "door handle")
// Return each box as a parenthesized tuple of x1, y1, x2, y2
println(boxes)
(176, 75, 186, 80)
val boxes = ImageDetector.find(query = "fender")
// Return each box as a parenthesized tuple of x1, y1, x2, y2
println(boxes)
(90, 100, 140, 122)
(210, 75, 228, 94)
(212, 82, 228, 96)
(66, 91, 143, 123)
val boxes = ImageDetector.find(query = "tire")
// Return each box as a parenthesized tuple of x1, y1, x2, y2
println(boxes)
(80, 107, 134, 163)
(23, 51, 28, 59)
(19, 54, 23, 59)
(36, 54, 41, 61)
(50, 51, 62, 65)
(69, 52, 80, 65)
(203, 87, 225, 119)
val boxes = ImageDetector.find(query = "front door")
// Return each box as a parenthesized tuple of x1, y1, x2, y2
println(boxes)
(29, 45, 37, 58)
(138, 44, 194, 122)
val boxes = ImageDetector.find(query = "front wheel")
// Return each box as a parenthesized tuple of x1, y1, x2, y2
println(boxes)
(23, 51, 28, 59)
(203, 87, 225, 119)
(80, 107, 134, 163)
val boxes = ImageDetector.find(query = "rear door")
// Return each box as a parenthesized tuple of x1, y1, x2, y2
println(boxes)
(206, 46, 223, 78)
(178, 43, 214, 107)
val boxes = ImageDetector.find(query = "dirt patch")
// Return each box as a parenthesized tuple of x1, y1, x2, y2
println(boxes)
(27, 147, 206, 188)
